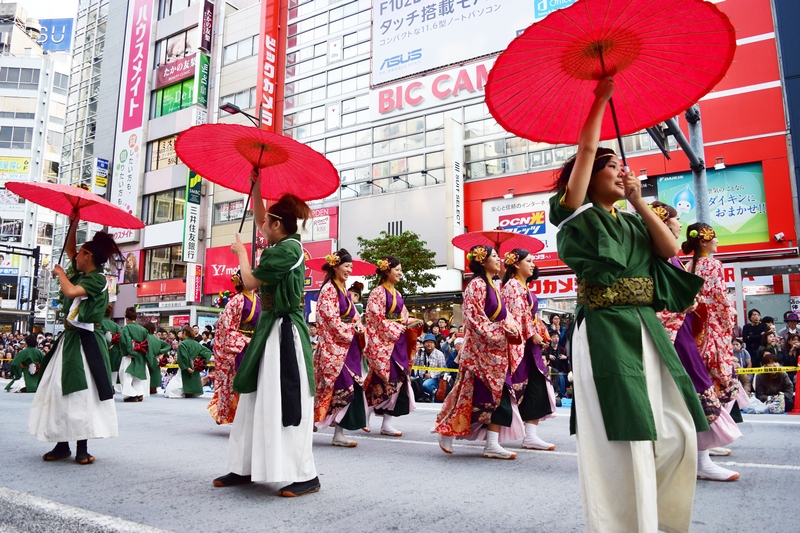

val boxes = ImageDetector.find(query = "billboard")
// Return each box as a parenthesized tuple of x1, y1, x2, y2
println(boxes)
(38, 19, 74, 52)
(110, 0, 155, 244)
(154, 53, 199, 89)
(182, 171, 202, 262)
(482, 192, 559, 261)
(255, 0, 281, 129)
(118, 250, 141, 284)
(200, 0, 214, 52)
(0, 156, 30, 182)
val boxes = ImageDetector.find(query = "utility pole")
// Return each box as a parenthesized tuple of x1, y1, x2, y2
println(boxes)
(685, 105, 710, 224)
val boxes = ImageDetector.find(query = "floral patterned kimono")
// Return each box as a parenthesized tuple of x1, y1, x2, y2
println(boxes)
(208, 290, 261, 424)
(364, 284, 419, 416)
(502, 277, 556, 422)
(434, 277, 523, 442)
(314, 281, 367, 430)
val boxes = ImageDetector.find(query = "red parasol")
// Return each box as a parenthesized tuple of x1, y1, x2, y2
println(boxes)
(5, 182, 144, 229)
(174, 123, 339, 201)
(485, 0, 736, 162)
(453, 230, 545, 256)
(305, 257, 376, 276)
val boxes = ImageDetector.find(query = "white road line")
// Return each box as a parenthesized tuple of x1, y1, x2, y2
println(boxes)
(741, 418, 800, 425)
(718, 461, 800, 471)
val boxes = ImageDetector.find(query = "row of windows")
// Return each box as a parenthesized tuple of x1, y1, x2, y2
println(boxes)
(223, 35, 259, 66)
(53, 72, 69, 95)
(146, 245, 187, 281)
(152, 78, 195, 119)
(220, 87, 256, 113)
(0, 68, 40, 89)
(213, 199, 251, 224)
(141, 188, 186, 226)
(154, 27, 199, 68)
(284, 72, 369, 113)
(287, 0, 370, 48)
(286, 32, 370, 79)
(0, 127, 33, 150)
(0, 96, 36, 119)
(158, 0, 197, 20)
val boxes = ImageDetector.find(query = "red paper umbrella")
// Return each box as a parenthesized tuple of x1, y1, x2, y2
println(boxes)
(306, 257, 376, 276)
(5, 181, 144, 229)
(175, 124, 339, 201)
(453, 230, 545, 256)
(485, 0, 736, 155)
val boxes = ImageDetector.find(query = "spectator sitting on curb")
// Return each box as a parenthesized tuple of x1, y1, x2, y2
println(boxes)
(411, 333, 446, 402)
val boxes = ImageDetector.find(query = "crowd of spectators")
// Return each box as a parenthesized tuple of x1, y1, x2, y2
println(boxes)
(0, 332, 54, 379)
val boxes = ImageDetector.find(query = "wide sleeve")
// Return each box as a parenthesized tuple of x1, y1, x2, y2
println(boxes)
(252, 238, 302, 287)
(199, 343, 213, 362)
(119, 325, 135, 357)
(502, 280, 534, 340)
(157, 339, 171, 355)
(705, 258, 734, 333)
(213, 294, 247, 357)
(177, 341, 193, 370)
(464, 280, 505, 344)
(317, 284, 355, 345)
(651, 257, 704, 314)
(366, 287, 403, 343)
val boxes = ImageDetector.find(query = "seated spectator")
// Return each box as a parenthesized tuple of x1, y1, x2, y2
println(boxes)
(778, 312, 800, 344)
(761, 316, 776, 347)
(757, 332, 780, 369)
(754, 352, 794, 411)
(543, 334, 569, 398)
(411, 333, 445, 402)
(732, 338, 751, 395)
(308, 323, 319, 354)
(779, 333, 800, 380)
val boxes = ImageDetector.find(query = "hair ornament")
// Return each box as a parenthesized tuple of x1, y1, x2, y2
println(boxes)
(325, 253, 340, 266)
(504, 251, 518, 266)
(689, 229, 698, 238)
(698, 227, 716, 241)
(377, 258, 390, 271)
(650, 205, 668, 222)
(471, 246, 487, 262)
(594, 153, 614, 161)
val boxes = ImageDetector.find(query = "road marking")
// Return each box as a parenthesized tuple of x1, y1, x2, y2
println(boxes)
(741, 419, 800, 425)
(717, 461, 800, 471)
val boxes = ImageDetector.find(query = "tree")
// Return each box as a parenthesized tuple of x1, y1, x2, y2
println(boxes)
(357, 230, 437, 295)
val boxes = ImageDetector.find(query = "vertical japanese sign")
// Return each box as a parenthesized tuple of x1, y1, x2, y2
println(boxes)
(185, 264, 203, 302)
(111, 0, 154, 243)
(93, 157, 108, 194)
(183, 170, 202, 263)
(200, 0, 214, 52)
(194, 53, 210, 107)
(255, 0, 281, 130)
(451, 122, 464, 270)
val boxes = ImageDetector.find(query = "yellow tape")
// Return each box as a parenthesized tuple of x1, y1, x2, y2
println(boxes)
(163, 364, 215, 369)
(736, 366, 798, 374)
(410, 365, 458, 373)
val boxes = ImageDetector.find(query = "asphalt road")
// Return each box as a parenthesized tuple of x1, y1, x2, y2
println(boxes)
(1, 384, 798, 532)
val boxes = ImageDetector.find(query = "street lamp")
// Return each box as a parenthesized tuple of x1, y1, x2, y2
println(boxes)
(393, 176, 412, 188)
(341, 184, 359, 196)
(421, 170, 440, 184)
(220, 101, 259, 128)
(366, 180, 385, 192)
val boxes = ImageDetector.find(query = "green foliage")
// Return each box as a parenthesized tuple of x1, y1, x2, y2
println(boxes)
(357, 230, 437, 295)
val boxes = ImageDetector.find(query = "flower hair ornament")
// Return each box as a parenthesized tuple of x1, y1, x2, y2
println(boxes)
(325, 253, 340, 267)
(698, 227, 716, 241)
(650, 205, 669, 222)
(467, 246, 488, 262)
(377, 258, 390, 271)
(504, 251, 519, 266)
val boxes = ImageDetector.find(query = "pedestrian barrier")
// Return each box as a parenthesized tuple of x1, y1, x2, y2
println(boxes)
(410, 365, 458, 373)
(163, 364, 215, 369)
(735, 366, 798, 374)
(790, 355, 800, 416)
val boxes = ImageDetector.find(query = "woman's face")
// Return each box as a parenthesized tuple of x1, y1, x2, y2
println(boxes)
(767, 333, 777, 345)
(515, 254, 535, 279)
(261, 217, 284, 245)
(588, 156, 625, 204)
(789, 337, 800, 348)
(334, 261, 353, 282)
(386, 263, 403, 284)
(749, 311, 761, 325)
(699, 236, 718, 255)
(481, 248, 502, 276)
(665, 217, 682, 239)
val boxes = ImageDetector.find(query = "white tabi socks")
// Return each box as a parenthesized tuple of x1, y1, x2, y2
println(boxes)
(697, 449, 739, 481)
(331, 425, 357, 447)
(380, 415, 402, 437)
(483, 430, 517, 460)
(521, 423, 555, 451)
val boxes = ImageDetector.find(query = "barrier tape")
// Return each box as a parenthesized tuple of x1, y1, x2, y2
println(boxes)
(410, 365, 458, 373)
(163, 364, 215, 369)
(736, 366, 798, 374)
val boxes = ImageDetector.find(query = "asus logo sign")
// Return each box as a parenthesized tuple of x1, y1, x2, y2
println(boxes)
(380, 49, 422, 70)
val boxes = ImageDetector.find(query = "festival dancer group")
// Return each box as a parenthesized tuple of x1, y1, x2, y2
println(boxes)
(19, 77, 746, 530)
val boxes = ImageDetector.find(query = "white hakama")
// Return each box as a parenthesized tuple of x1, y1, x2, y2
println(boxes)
(28, 340, 118, 442)
(573, 317, 697, 533)
(227, 320, 317, 483)
(164, 371, 184, 398)
(117, 356, 150, 399)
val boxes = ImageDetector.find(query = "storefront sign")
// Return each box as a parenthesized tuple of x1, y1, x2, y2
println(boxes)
(137, 278, 185, 297)
(169, 315, 191, 327)
(183, 170, 202, 262)
(38, 18, 74, 52)
(0, 156, 29, 182)
(111, 0, 154, 244)
(451, 122, 464, 270)
(0, 188, 23, 213)
(154, 53, 197, 89)
(194, 53, 210, 107)
(93, 157, 109, 191)
(256, 0, 281, 129)
(200, 0, 214, 52)
(299, 207, 339, 241)
(185, 263, 202, 302)
(482, 192, 558, 261)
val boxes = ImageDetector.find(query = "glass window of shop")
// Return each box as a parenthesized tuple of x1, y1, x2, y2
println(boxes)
(142, 188, 186, 225)
(36, 222, 53, 246)
(148, 135, 179, 171)
(0, 219, 22, 243)
(214, 199, 249, 224)
(145, 245, 187, 280)
(152, 78, 195, 119)
(154, 27, 199, 67)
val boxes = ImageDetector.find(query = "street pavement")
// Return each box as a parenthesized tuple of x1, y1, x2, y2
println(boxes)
(1, 384, 798, 532)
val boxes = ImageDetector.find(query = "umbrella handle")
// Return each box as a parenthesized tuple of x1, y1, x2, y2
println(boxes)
(597, 51, 628, 170)
(58, 216, 78, 265)
(238, 178, 256, 234)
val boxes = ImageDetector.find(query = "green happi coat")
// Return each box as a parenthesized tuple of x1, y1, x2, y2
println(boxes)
(233, 233, 314, 395)
(101, 317, 122, 377)
(40, 259, 112, 395)
(11, 347, 44, 392)
(177, 337, 212, 395)
(549, 191, 709, 440)
(146, 334, 171, 388)
(120, 322, 149, 380)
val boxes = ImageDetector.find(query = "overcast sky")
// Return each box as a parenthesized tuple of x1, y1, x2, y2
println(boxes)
(5, 0, 80, 19)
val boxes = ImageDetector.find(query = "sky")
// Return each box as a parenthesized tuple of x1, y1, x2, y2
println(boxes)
(5, 0, 80, 19)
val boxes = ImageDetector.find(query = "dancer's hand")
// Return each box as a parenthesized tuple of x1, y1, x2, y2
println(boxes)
(249, 168, 260, 183)
(623, 170, 641, 202)
(532, 333, 543, 345)
(594, 76, 615, 102)
(231, 233, 246, 257)
(52, 264, 65, 278)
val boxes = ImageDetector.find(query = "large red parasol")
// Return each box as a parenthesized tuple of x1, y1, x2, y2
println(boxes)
(175, 124, 339, 201)
(5, 182, 144, 229)
(453, 230, 545, 256)
(485, 0, 736, 159)
(306, 257, 376, 276)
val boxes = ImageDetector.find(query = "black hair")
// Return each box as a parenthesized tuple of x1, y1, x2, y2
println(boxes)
(105, 303, 114, 318)
(267, 194, 312, 235)
(81, 231, 123, 270)
(125, 306, 138, 321)
(501, 248, 540, 285)
(375, 256, 401, 283)
(321, 248, 353, 289)
(681, 222, 714, 274)
(144, 322, 156, 335)
(763, 316, 774, 325)
(348, 281, 364, 298)
(25, 334, 36, 347)
(551, 147, 616, 192)
(748, 308, 761, 319)
(468, 245, 495, 286)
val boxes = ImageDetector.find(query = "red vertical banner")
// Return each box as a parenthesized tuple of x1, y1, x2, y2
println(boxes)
(256, 0, 284, 131)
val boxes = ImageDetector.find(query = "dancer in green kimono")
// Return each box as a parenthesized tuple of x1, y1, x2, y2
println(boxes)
(144, 321, 170, 393)
(118, 307, 150, 402)
(169, 324, 212, 398)
(101, 304, 121, 388)
(8, 335, 43, 393)
(214, 186, 319, 498)
(548, 77, 709, 533)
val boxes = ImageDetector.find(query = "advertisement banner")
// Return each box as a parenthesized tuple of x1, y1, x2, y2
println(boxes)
(200, 0, 214, 52)
(93, 157, 109, 190)
(0, 156, 30, 182)
(482, 192, 558, 261)
(118, 250, 141, 284)
(137, 278, 185, 297)
(154, 53, 197, 89)
(111, 0, 155, 244)
(170, 315, 191, 327)
(0, 188, 23, 212)
(38, 18, 74, 52)
(255, 0, 281, 130)
(299, 207, 339, 241)
(656, 162, 769, 247)
(451, 121, 464, 270)
(204, 240, 334, 294)
(194, 54, 210, 107)
(185, 263, 202, 302)
(183, 170, 202, 262)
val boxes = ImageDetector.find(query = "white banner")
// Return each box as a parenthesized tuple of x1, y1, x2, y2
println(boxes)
(482, 192, 558, 261)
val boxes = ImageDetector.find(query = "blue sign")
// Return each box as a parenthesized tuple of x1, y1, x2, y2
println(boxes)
(534, 0, 578, 21)
(38, 19, 74, 52)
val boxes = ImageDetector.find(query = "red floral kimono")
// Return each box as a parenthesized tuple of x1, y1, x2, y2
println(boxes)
(434, 277, 523, 441)
(208, 291, 260, 424)
(314, 281, 367, 429)
(691, 255, 739, 405)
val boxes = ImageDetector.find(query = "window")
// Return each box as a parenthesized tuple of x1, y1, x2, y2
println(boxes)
(220, 87, 256, 112)
(142, 188, 186, 224)
(0, 96, 36, 119)
(222, 35, 259, 65)
(0, 67, 40, 89)
(213, 199, 249, 224)
(154, 27, 200, 67)
(148, 135, 179, 171)
(43, 160, 59, 182)
(0, 219, 22, 243)
(46, 131, 63, 154)
(53, 72, 69, 94)
(145, 245, 187, 280)
(0, 127, 33, 149)
(158, 0, 195, 20)
(152, 78, 195, 118)
(36, 222, 53, 246)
